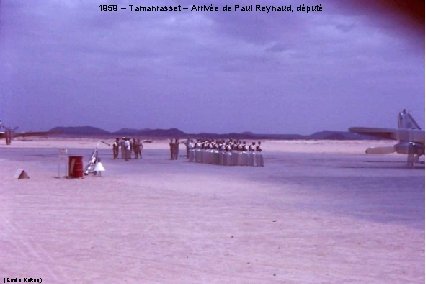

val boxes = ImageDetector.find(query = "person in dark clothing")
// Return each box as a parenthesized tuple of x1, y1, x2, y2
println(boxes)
(112, 138, 119, 159)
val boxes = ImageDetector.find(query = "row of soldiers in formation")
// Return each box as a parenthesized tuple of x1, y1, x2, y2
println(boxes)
(111, 137, 264, 167)
(112, 137, 143, 161)
(186, 139, 264, 167)
(188, 139, 263, 152)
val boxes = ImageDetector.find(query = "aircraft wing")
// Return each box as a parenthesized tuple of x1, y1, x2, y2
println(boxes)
(349, 127, 398, 140)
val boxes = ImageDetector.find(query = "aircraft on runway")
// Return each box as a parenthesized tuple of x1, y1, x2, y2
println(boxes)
(0, 120, 50, 145)
(349, 109, 425, 167)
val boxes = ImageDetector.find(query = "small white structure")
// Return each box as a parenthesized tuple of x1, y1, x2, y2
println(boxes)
(94, 161, 105, 176)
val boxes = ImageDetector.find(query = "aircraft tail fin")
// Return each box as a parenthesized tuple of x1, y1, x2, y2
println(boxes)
(398, 109, 421, 130)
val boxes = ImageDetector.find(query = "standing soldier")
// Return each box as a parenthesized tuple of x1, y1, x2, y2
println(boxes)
(112, 138, 119, 159)
(255, 141, 264, 167)
(174, 138, 179, 160)
(189, 139, 195, 162)
(138, 139, 143, 159)
(124, 138, 131, 161)
(248, 142, 256, 166)
(130, 138, 134, 159)
(133, 138, 139, 159)
(169, 139, 174, 160)
(186, 138, 190, 159)
(120, 137, 126, 159)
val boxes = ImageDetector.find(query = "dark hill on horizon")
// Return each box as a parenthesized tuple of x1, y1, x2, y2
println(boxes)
(48, 126, 378, 140)
(50, 126, 110, 136)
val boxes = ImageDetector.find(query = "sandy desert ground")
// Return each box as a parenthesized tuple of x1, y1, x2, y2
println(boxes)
(0, 139, 424, 283)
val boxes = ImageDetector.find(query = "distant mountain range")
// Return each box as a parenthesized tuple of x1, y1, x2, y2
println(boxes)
(48, 126, 378, 140)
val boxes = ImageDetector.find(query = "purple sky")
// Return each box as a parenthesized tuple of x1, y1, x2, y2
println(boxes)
(0, 0, 424, 134)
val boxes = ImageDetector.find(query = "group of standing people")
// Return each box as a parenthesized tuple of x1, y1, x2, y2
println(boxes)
(110, 137, 264, 166)
(186, 139, 264, 167)
(112, 137, 143, 161)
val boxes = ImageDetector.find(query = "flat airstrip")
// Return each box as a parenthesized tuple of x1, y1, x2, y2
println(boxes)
(0, 139, 424, 283)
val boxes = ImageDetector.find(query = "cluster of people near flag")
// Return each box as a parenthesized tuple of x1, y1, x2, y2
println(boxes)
(112, 137, 143, 161)
(110, 137, 265, 167)
(186, 139, 264, 167)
